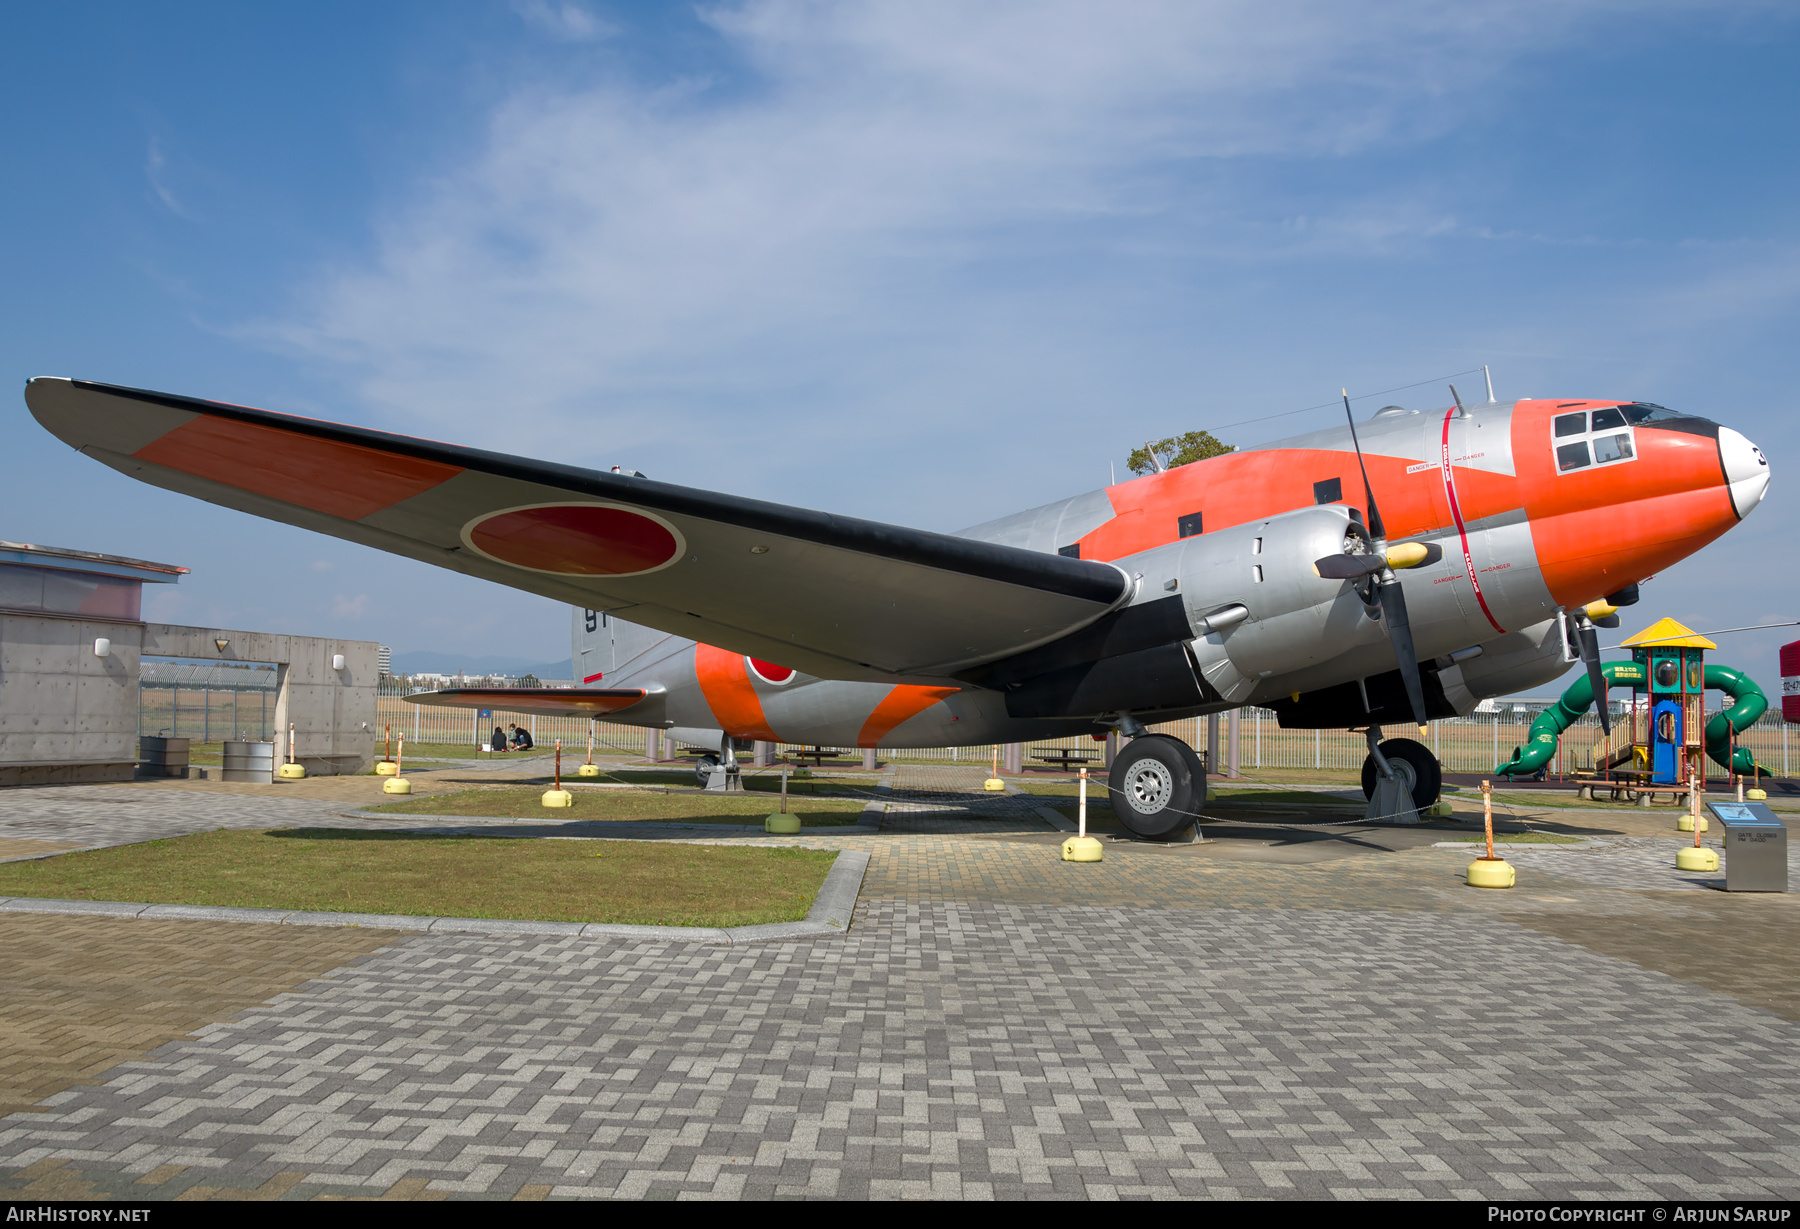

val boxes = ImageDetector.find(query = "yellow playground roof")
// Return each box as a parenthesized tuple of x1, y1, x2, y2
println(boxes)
(1619, 617, 1717, 651)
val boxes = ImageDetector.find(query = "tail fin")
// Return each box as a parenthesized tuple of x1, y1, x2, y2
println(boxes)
(571, 606, 682, 685)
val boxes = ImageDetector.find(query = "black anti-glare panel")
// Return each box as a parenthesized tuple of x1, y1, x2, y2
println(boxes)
(1312, 477, 1342, 505)
(1177, 512, 1203, 539)
(1057, 544, 1081, 559)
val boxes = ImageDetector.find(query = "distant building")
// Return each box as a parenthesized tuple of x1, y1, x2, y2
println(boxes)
(0, 541, 186, 784)
(0, 539, 381, 784)
(377, 645, 391, 677)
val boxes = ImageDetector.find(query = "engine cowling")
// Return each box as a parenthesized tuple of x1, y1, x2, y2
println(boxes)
(1173, 505, 1375, 702)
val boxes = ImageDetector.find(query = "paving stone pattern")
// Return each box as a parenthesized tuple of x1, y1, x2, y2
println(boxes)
(0, 914, 402, 1118)
(4, 780, 1800, 1200)
(2, 901, 1797, 1200)
(1502, 835, 1798, 894)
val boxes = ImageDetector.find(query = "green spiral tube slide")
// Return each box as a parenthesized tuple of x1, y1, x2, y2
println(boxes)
(1494, 662, 1768, 777)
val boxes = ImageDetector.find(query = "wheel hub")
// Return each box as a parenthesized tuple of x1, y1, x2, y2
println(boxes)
(1122, 759, 1176, 814)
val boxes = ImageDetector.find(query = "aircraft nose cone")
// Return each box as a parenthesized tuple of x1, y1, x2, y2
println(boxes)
(1718, 426, 1770, 519)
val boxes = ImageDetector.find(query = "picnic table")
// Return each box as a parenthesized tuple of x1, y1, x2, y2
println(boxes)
(1034, 750, 1100, 773)
(1574, 771, 1690, 806)
(789, 747, 856, 767)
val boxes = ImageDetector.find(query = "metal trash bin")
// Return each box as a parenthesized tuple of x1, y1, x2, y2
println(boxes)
(221, 740, 276, 784)
(137, 735, 190, 779)
(1706, 800, 1789, 892)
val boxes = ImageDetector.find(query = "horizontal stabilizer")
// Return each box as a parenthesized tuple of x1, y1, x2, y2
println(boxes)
(404, 687, 647, 718)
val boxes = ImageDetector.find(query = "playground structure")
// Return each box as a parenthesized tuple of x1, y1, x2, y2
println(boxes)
(1495, 617, 1768, 796)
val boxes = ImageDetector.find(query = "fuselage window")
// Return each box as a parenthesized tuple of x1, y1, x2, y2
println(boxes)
(1177, 512, 1203, 538)
(1554, 406, 1637, 476)
(1313, 477, 1342, 504)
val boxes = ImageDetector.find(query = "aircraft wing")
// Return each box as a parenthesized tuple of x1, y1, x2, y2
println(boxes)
(405, 687, 648, 718)
(26, 378, 1132, 681)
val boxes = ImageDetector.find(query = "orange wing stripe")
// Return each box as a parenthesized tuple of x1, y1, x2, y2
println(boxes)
(857, 685, 959, 748)
(133, 415, 463, 521)
(694, 645, 781, 741)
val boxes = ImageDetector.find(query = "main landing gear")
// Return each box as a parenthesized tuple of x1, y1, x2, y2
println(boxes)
(1108, 733, 1205, 841)
(1358, 734, 1442, 823)
(1105, 728, 1446, 838)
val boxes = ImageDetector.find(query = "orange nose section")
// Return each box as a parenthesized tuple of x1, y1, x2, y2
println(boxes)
(1516, 401, 1739, 607)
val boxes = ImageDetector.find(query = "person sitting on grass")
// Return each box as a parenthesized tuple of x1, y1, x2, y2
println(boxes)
(491, 726, 507, 753)
(509, 723, 534, 752)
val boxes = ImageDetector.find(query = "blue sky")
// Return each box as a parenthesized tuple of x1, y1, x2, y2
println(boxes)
(3, 1, 1797, 683)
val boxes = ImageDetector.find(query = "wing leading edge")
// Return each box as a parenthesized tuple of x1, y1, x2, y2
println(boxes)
(26, 378, 1132, 682)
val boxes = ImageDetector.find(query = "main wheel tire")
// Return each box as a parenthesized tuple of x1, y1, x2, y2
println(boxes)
(1108, 734, 1205, 841)
(1359, 737, 1442, 809)
(695, 753, 721, 786)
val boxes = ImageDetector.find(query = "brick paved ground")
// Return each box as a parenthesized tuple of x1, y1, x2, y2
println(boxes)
(0, 777, 1797, 1200)
(0, 915, 402, 1118)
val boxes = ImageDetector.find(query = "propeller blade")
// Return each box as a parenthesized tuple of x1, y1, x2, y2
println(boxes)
(1342, 391, 1387, 542)
(1577, 620, 1612, 736)
(1376, 576, 1429, 729)
(1314, 553, 1386, 579)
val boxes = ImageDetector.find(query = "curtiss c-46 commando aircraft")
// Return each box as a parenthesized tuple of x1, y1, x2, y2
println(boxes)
(25, 378, 1769, 835)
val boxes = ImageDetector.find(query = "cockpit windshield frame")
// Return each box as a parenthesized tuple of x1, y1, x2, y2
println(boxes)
(1553, 403, 1649, 476)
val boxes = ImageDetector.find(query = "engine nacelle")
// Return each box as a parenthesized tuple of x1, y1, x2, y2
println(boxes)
(1172, 504, 1373, 702)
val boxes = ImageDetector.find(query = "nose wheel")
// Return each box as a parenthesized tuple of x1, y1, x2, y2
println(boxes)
(1359, 736, 1442, 811)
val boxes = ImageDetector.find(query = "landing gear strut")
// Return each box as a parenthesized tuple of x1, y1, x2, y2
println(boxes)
(1108, 733, 1205, 841)
(697, 734, 745, 791)
(1358, 734, 1441, 823)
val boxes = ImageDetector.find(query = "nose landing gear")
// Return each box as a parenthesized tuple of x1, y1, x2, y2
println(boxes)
(1358, 734, 1442, 824)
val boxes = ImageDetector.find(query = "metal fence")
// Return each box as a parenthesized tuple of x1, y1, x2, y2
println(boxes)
(369, 678, 1796, 779)
(138, 662, 279, 743)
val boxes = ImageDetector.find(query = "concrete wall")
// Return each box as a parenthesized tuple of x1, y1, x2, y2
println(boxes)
(143, 625, 378, 776)
(0, 614, 143, 784)
(0, 615, 379, 784)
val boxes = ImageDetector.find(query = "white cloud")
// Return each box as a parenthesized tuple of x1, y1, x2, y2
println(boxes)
(144, 137, 188, 218)
(512, 0, 611, 42)
(332, 593, 370, 618)
(263, 0, 1728, 509)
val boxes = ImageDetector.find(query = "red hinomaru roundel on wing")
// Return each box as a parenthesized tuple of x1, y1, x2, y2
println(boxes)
(748, 658, 795, 685)
(463, 503, 683, 576)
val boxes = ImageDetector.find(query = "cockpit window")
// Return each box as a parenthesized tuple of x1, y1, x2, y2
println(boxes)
(1618, 402, 1684, 424)
(1593, 433, 1633, 464)
(1553, 405, 1639, 476)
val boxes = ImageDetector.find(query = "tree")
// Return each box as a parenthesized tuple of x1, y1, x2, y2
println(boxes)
(518, 673, 542, 689)
(1127, 430, 1235, 477)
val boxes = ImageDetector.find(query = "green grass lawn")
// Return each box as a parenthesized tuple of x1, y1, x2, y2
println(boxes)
(563, 767, 880, 796)
(367, 786, 870, 825)
(0, 829, 838, 926)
